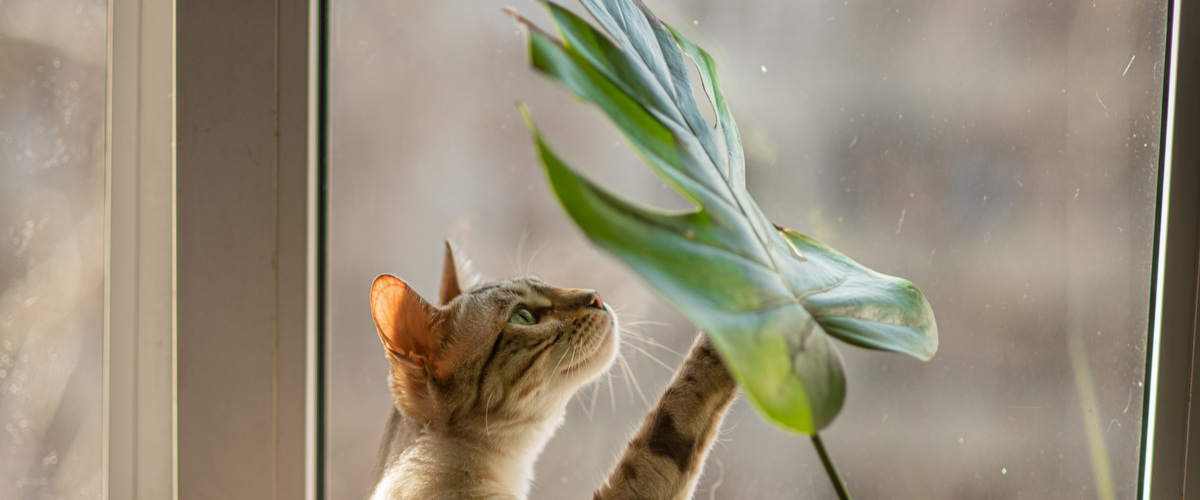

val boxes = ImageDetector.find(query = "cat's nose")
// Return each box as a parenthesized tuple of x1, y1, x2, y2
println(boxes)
(587, 292, 604, 309)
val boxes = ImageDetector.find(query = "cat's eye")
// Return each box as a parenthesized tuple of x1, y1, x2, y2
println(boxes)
(509, 308, 536, 325)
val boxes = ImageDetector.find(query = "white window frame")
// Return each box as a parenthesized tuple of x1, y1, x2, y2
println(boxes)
(103, 0, 321, 498)
(98, 0, 1196, 498)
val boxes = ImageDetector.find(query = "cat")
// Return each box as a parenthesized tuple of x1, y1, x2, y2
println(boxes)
(365, 242, 738, 500)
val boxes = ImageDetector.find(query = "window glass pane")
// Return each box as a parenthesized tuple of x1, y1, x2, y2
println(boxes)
(328, 0, 1167, 498)
(0, 1, 107, 499)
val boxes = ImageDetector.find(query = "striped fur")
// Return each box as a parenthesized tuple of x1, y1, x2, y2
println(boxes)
(592, 334, 737, 500)
(367, 273, 617, 500)
(367, 247, 735, 500)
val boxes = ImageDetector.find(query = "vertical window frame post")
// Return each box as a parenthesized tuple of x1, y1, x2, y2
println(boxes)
(1142, 0, 1200, 498)
(104, 0, 322, 498)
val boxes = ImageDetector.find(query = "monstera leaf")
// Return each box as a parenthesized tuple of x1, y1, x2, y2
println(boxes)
(513, 0, 937, 434)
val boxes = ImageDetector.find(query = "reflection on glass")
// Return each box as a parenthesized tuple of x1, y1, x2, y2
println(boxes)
(0, 1, 107, 499)
(329, 0, 1166, 498)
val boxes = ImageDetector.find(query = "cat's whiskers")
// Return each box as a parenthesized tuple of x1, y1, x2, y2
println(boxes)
(614, 351, 636, 402)
(714, 418, 739, 450)
(524, 239, 550, 277)
(567, 342, 590, 418)
(620, 328, 683, 353)
(485, 390, 495, 437)
(708, 456, 725, 500)
(620, 328, 684, 357)
(569, 341, 579, 375)
(605, 311, 676, 410)
(606, 368, 616, 416)
(586, 369, 602, 419)
(622, 341, 675, 373)
(550, 329, 572, 373)
(608, 307, 685, 360)
(512, 229, 533, 276)
(575, 387, 593, 421)
(620, 320, 670, 328)
(615, 352, 650, 408)
(578, 338, 614, 422)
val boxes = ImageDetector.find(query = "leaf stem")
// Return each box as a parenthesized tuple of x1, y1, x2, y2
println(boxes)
(811, 432, 852, 500)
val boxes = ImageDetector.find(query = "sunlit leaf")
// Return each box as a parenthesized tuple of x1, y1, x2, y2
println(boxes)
(513, 0, 937, 434)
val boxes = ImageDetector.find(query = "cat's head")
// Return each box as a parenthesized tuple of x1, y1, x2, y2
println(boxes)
(370, 242, 619, 438)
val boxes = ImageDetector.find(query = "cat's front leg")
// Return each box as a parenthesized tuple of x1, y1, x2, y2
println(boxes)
(594, 333, 737, 500)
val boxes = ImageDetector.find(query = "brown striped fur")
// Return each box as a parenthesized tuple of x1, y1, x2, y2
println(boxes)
(592, 334, 736, 500)
(367, 243, 735, 500)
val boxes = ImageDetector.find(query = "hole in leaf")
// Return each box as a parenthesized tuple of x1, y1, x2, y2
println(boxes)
(683, 52, 718, 128)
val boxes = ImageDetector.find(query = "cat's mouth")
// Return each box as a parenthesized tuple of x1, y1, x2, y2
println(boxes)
(559, 308, 618, 378)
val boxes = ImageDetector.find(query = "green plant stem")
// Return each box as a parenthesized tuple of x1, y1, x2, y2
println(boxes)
(811, 433, 852, 500)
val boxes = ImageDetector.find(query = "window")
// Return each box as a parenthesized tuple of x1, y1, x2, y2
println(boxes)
(0, 2, 107, 499)
(327, 0, 1172, 498)
(5, 0, 1192, 498)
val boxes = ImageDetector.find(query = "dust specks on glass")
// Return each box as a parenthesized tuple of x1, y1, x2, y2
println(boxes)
(329, 0, 1167, 498)
(0, 1, 107, 499)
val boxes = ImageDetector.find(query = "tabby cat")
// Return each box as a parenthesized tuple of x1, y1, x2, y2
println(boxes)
(366, 242, 738, 500)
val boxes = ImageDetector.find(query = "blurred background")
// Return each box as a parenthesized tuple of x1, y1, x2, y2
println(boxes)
(0, 0, 1164, 498)
(0, 1, 108, 499)
(328, 0, 1167, 498)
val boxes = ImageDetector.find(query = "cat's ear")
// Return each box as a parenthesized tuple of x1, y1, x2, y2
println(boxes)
(371, 274, 438, 368)
(439, 240, 462, 305)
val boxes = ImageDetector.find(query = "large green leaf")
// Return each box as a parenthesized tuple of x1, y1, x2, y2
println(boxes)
(513, 0, 937, 434)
